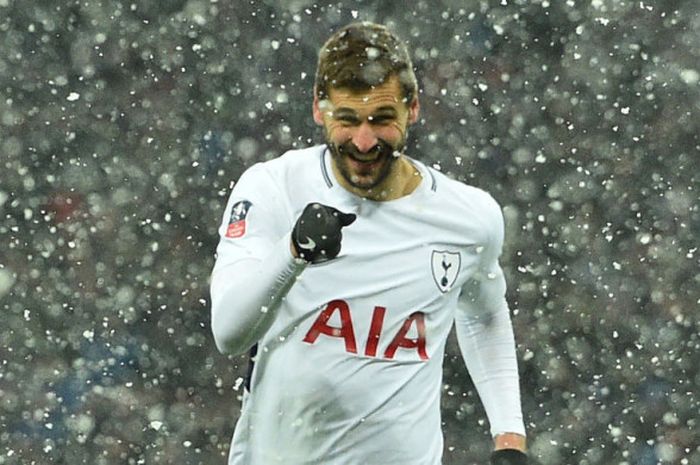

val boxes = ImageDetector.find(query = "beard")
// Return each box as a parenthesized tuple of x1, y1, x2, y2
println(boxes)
(327, 137, 406, 190)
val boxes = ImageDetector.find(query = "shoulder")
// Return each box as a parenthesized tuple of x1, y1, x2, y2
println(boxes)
(230, 145, 328, 215)
(233, 145, 325, 190)
(429, 168, 502, 217)
(249, 145, 325, 178)
(424, 167, 505, 245)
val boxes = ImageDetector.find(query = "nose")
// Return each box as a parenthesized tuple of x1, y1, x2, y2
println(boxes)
(351, 122, 378, 153)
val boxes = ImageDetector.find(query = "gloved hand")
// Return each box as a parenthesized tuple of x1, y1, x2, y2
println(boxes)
(491, 449, 528, 465)
(291, 203, 356, 263)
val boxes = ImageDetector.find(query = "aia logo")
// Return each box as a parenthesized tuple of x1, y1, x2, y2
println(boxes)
(303, 300, 428, 361)
(225, 200, 252, 238)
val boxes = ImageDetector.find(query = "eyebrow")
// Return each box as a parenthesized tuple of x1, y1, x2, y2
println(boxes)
(372, 106, 399, 116)
(333, 106, 398, 118)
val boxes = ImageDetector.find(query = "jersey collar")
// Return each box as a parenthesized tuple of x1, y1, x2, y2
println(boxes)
(319, 145, 437, 200)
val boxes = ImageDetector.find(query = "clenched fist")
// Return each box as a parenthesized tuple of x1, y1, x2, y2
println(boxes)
(291, 203, 356, 264)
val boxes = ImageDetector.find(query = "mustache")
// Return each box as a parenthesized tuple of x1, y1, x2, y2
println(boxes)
(334, 139, 400, 159)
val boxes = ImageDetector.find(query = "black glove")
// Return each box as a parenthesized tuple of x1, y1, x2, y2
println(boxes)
(291, 203, 356, 263)
(491, 449, 528, 465)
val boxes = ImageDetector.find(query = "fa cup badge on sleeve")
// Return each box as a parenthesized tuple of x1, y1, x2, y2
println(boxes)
(226, 200, 253, 238)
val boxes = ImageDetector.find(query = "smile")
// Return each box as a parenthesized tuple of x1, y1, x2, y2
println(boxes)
(348, 153, 382, 163)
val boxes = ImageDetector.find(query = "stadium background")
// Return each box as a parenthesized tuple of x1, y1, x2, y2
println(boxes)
(0, 1, 698, 463)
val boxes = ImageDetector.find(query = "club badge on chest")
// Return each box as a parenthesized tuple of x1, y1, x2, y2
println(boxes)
(431, 250, 461, 293)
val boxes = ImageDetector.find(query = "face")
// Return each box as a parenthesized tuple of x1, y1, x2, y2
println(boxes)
(313, 76, 419, 191)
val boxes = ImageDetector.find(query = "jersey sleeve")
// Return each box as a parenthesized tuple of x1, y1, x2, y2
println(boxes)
(454, 193, 526, 438)
(210, 164, 306, 355)
(213, 164, 286, 270)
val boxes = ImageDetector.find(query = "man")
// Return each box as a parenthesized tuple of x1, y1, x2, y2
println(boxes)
(210, 22, 528, 465)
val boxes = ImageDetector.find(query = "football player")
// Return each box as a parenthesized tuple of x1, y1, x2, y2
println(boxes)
(211, 22, 528, 465)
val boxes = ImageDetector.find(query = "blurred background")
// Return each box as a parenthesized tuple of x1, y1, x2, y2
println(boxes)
(1, 0, 698, 464)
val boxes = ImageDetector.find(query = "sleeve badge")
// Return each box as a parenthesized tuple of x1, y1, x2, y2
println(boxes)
(225, 200, 253, 238)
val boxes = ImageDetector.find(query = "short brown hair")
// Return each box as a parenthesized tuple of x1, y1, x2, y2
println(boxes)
(314, 22, 418, 105)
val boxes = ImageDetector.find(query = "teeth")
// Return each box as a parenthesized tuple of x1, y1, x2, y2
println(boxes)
(350, 154, 379, 163)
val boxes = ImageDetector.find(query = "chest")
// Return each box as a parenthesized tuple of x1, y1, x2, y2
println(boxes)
(294, 202, 485, 311)
(280, 206, 481, 362)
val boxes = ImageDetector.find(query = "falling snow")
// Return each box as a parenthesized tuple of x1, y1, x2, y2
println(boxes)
(0, 2, 698, 465)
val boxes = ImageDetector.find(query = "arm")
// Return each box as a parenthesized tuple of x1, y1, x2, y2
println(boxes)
(211, 235, 306, 355)
(455, 292, 527, 451)
(210, 165, 305, 355)
(454, 194, 526, 455)
(210, 166, 356, 355)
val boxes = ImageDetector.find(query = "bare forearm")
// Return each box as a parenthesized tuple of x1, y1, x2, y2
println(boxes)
(494, 432, 526, 451)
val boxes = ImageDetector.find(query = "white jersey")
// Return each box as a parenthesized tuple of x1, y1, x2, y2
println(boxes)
(210, 145, 524, 465)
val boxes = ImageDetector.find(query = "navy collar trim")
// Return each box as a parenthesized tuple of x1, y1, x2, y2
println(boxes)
(426, 166, 438, 192)
(320, 147, 333, 188)
(321, 147, 438, 192)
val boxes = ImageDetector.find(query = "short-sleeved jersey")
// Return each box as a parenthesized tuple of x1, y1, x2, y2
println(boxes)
(214, 145, 515, 465)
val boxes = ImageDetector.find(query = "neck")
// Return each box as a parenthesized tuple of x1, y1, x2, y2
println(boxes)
(331, 155, 422, 201)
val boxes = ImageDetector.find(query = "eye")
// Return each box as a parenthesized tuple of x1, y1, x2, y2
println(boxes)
(336, 115, 360, 126)
(369, 115, 394, 125)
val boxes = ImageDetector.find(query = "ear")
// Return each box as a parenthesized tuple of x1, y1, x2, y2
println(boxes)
(408, 97, 420, 124)
(312, 93, 324, 126)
